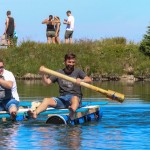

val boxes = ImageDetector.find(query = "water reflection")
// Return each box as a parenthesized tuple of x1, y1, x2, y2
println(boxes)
(0, 122, 20, 149)
(21, 79, 42, 85)
(0, 104, 149, 149)
(17, 80, 150, 102)
(31, 125, 82, 150)
(0, 80, 149, 149)
(1, 123, 82, 149)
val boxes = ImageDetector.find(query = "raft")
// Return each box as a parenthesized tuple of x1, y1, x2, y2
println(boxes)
(0, 101, 107, 125)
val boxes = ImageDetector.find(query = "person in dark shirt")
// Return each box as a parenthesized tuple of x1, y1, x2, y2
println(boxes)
(42, 15, 56, 44)
(28, 53, 92, 119)
(4, 10, 15, 46)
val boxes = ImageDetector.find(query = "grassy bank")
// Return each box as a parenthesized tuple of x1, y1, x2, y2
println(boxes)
(0, 38, 150, 79)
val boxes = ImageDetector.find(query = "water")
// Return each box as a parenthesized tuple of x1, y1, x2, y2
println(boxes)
(0, 81, 150, 150)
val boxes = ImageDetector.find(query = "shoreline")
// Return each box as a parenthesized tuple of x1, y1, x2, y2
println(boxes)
(16, 73, 150, 82)
(1, 40, 149, 80)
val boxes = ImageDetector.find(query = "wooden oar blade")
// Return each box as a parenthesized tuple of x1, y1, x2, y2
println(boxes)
(107, 90, 125, 103)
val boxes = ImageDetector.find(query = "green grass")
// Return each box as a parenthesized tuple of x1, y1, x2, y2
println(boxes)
(0, 38, 150, 78)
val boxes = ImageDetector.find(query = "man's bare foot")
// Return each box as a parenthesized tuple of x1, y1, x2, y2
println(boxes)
(27, 110, 37, 119)
(68, 106, 76, 120)
(10, 112, 16, 121)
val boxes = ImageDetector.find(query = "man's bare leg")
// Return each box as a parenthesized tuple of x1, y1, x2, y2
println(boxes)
(28, 98, 56, 119)
(68, 96, 80, 120)
(69, 38, 73, 44)
(65, 38, 69, 44)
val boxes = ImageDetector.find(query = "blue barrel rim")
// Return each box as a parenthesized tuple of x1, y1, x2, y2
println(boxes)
(46, 114, 68, 125)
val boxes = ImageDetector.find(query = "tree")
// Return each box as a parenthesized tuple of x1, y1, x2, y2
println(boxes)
(140, 25, 150, 56)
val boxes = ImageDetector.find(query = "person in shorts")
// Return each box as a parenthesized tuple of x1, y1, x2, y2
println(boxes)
(63, 10, 75, 44)
(54, 16, 61, 44)
(28, 53, 92, 119)
(4, 10, 15, 46)
(42, 15, 56, 44)
(0, 59, 19, 120)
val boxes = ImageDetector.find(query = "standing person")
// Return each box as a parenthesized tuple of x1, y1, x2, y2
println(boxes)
(0, 59, 20, 120)
(4, 10, 15, 46)
(54, 16, 61, 44)
(42, 15, 55, 44)
(28, 53, 92, 119)
(63, 10, 75, 44)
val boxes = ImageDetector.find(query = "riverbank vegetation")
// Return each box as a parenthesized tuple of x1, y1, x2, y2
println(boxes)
(0, 37, 150, 81)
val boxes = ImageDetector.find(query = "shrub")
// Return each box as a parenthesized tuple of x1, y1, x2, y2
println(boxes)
(140, 25, 150, 56)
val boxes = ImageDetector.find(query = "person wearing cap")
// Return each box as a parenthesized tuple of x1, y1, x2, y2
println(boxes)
(0, 59, 19, 120)
(63, 10, 75, 44)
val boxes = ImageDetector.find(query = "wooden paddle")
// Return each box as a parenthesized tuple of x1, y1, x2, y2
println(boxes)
(39, 66, 125, 103)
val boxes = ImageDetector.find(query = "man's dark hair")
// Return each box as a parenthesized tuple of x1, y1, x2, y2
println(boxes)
(66, 10, 71, 14)
(64, 53, 76, 61)
(7, 11, 11, 16)
(49, 15, 53, 19)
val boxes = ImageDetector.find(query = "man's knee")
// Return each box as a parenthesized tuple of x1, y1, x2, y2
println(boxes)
(71, 96, 80, 104)
(43, 98, 57, 107)
(43, 98, 49, 102)
(72, 96, 79, 100)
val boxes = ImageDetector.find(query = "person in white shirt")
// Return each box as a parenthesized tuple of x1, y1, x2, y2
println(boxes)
(0, 59, 19, 120)
(63, 10, 75, 44)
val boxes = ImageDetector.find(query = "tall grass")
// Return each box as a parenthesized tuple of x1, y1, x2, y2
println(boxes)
(0, 38, 149, 77)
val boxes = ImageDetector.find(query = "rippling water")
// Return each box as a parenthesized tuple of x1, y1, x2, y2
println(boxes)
(0, 102, 149, 150)
(0, 81, 149, 150)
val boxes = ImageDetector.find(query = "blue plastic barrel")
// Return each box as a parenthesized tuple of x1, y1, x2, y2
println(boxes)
(46, 114, 70, 124)
(46, 109, 102, 125)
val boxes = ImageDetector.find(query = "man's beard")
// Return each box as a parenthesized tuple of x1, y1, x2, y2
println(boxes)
(64, 65, 74, 74)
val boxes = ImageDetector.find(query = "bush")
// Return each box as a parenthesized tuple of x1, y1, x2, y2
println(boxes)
(139, 26, 150, 56)
(0, 39, 150, 77)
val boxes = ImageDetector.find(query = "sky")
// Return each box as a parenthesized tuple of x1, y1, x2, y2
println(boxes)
(0, 0, 150, 44)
